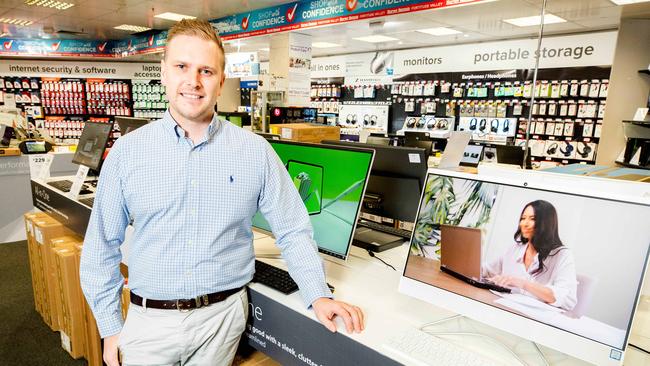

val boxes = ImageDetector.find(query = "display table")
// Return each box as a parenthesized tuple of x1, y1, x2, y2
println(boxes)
(249, 233, 614, 366)
(29, 179, 650, 365)
(1, 153, 77, 243)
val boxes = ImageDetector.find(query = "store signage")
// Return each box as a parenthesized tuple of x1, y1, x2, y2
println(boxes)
(225, 52, 260, 78)
(240, 80, 259, 89)
(0, 60, 162, 80)
(211, 0, 488, 40)
(307, 31, 617, 78)
(0, 31, 167, 58)
(244, 289, 401, 366)
(393, 31, 617, 74)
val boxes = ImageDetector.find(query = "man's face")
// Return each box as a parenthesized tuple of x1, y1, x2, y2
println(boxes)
(161, 35, 225, 125)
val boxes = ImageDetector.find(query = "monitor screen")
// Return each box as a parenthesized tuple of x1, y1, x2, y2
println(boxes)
(401, 169, 650, 365)
(323, 140, 427, 222)
(116, 116, 149, 136)
(72, 121, 113, 171)
(252, 140, 374, 259)
(25, 141, 46, 153)
(496, 144, 532, 168)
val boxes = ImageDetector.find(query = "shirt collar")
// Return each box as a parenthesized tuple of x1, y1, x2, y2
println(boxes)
(161, 110, 223, 145)
(515, 243, 539, 269)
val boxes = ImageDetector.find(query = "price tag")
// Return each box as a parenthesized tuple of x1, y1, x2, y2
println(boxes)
(67, 165, 89, 200)
(28, 154, 54, 180)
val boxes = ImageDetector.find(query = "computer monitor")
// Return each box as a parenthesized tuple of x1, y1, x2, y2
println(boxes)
(115, 116, 149, 135)
(322, 140, 427, 222)
(496, 144, 532, 169)
(254, 132, 281, 140)
(400, 168, 650, 366)
(72, 121, 114, 171)
(403, 131, 434, 157)
(252, 140, 374, 260)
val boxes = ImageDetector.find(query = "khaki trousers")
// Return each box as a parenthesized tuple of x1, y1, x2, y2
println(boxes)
(118, 288, 248, 366)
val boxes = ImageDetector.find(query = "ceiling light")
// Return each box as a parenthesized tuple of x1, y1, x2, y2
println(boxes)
(353, 35, 399, 43)
(504, 14, 566, 27)
(609, 0, 650, 4)
(312, 42, 341, 48)
(416, 27, 462, 36)
(154, 12, 196, 22)
(114, 24, 152, 33)
(0, 18, 34, 26)
(25, 0, 75, 10)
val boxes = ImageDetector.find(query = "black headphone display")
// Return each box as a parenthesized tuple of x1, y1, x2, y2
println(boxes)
(435, 119, 449, 130)
(416, 117, 425, 128)
(370, 115, 378, 126)
(346, 114, 355, 124)
(546, 142, 559, 156)
(559, 141, 574, 157)
(490, 119, 499, 133)
(406, 117, 417, 128)
(469, 118, 477, 131)
(479, 119, 487, 132)
(426, 116, 436, 129)
(503, 119, 510, 133)
(363, 114, 370, 125)
(577, 142, 592, 158)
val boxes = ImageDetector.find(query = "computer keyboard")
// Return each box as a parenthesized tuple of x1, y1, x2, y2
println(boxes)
(46, 179, 92, 194)
(78, 197, 95, 208)
(357, 220, 412, 238)
(253, 260, 299, 295)
(383, 327, 501, 366)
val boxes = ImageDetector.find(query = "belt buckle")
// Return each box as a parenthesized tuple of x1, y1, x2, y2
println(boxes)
(176, 299, 191, 312)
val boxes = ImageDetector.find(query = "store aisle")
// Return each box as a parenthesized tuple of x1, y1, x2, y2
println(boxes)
(0, 240, 85, 365)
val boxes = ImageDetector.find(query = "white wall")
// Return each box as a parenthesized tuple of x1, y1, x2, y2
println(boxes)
(483, 185, 650, 329)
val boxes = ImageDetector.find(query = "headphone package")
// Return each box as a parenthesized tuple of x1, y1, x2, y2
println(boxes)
(583, 122, 594, 137)
(535, 120, 546, 135)
(594, 123, 603, 138)
(564, 122, 575, 136)
(554, 122, 565, 136)
(575, 142, 597, 161)
(545, 122, 556, 135)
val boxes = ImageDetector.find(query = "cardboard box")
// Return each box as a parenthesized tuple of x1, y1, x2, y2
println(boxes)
(75, 243, 102, 366)
(54, 245, 85, 359)
(24, 212, 49, 316)
(0, 147, 21, 156)
(269, 123, 340, 143)
(32, 216, 73, 331)
(83, 298, 103, 366)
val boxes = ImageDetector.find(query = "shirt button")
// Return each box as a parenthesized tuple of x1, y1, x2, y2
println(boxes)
(188, 240, 193, 245)
(191, 180, 197, 186)
(185, 270, 191, 277)
(191, 209, 196, 216)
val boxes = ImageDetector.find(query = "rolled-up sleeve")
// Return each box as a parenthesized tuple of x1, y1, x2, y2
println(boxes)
(79, 139, 130, 338)
(257, 142, 332, 307)
(545, 250, 578, 311)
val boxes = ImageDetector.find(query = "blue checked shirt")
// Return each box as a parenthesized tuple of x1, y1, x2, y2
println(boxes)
(79, 111, 332, 338)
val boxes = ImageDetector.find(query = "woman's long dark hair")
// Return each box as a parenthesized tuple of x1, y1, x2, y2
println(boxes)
(514, 200, 564, 275)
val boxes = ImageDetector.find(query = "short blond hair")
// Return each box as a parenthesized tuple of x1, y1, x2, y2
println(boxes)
(165, 19, 226, 72)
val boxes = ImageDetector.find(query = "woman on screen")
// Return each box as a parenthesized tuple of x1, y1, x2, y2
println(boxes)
(484, 200, 578, 311)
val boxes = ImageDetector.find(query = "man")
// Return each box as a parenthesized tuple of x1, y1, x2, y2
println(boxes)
(80, 19, 364, 366)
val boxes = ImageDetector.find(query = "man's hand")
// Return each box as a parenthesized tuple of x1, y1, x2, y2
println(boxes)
(103, 333, 120, 366)
(312, 298, 364, 334)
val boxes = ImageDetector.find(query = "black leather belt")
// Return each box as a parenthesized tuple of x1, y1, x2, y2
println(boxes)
(130, 287, 242, 311)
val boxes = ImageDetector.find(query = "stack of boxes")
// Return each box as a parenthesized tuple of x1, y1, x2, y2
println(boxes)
(23, 211, 129, 366)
